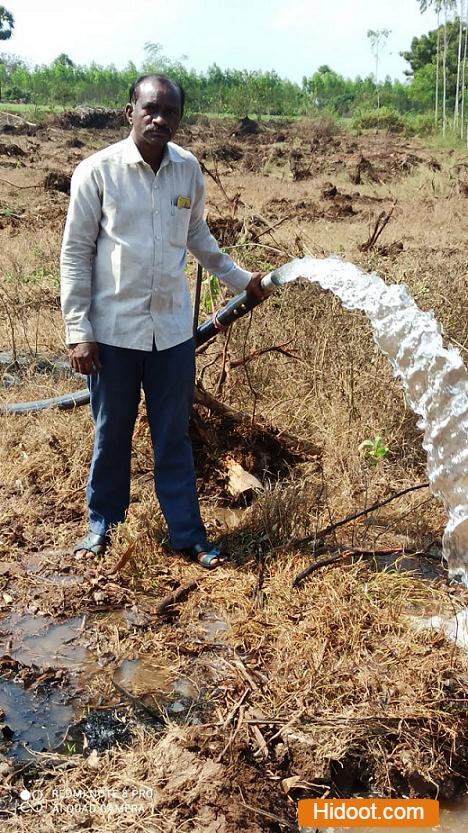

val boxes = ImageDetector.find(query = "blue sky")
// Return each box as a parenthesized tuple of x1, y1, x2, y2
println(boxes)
(7, 0, 439, 82)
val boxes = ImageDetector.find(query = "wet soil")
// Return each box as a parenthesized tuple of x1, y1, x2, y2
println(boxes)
(0, 115, 467, 830)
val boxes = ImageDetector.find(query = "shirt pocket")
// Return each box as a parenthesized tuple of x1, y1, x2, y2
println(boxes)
(169, 206, 191, 248)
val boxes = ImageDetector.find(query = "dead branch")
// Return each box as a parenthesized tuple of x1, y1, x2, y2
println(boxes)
(214, 327, 232, 395)
(292, 545, 428, 587)
(250, 210, 289, 250)
(105, 542, 136, 575)
(238, 796, 296, 831)
(229, 340, 301, 369)
(248, 214, 292, 242)
(199, 160, 242, 216)
(0, 177, 41, 189)
(112, 674, 164, 721)
(292, 550, 346, 586)
(294, 481, 429, 550)
(129, 580, 200, 629)
(217, 705, 246, 762)
(247, 713, 269, 759)
(193, 382, 321, 458)
(222, 687, 251, 730)
(0, 111, 37, 128)
(359, 200, 397, 252)
(252, 544, 267, 608)
(150, 579, 199, 616)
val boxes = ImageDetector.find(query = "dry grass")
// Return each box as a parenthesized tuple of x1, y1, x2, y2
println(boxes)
(0, 118, 467, 830)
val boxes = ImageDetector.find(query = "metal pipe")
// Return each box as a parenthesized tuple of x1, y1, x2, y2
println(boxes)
(192, 262, 203, 337)
(1, 269, 283, 414)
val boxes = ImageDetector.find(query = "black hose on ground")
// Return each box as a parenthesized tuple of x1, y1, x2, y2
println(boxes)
(0, 352, 89, 414)
(1, 272, 281, 415)
(2, 388, 90, 414)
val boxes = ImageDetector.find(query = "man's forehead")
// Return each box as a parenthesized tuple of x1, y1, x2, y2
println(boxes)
(137, 79, 180, 105)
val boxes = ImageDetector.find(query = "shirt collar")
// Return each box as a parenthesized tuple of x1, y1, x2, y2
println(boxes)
(123, 135, 180, 168)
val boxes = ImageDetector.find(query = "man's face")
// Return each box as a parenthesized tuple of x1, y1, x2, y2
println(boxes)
(126, 79, 182, 151)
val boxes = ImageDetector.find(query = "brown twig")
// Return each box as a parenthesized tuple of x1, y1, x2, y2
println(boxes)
(193, 382, 321, 458)
(214, 327, 232, 395)
(199, 160, 241, 216)
(150, 579, 199, 616)
(0, 177, 42, 189)
(130, 580, 200, 629)
(252, 544, 266, 608)
(294, 481, 429, 548)
(292, 536, 440, 589)
(106, 542, 136, 575)
(292, 546, 428, 587)
(248, 214, 292, 242)
(229, 340, 301, 369)
(251, 210, 289, 250)
(238, 794, 295, 831)
(359, 200, 397, 252)
(222, 687, 250, 729)
(293, 551, 351, 586)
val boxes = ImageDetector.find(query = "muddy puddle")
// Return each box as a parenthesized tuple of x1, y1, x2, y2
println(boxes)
(0, 678, 74, 761)
(0, 613, 97, 675)
(0, 613, 99, 759)
(0, 603, 229, 762)
(23, 554, 85, 588)
(113, 658, 205, 724)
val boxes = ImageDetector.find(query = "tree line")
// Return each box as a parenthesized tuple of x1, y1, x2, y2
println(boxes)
(0, 9, 467, 140)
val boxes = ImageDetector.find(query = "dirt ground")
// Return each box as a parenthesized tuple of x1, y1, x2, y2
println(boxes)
(0, 113, 467, 831)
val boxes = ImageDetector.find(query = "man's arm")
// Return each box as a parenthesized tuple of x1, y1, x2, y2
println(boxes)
(187, 163, 265, 299)
(60, 162, 102, 373)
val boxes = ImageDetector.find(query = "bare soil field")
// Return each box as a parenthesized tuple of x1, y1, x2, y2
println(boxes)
(0, 112, 467, 831)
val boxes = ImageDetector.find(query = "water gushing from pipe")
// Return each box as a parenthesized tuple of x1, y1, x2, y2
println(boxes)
(267, 256, 468, 585)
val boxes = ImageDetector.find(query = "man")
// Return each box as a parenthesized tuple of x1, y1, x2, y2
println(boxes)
(60, 74, 264, 568)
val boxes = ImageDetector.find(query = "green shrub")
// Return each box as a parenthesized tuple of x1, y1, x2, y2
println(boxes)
(402, 113, 435, 137)
(352, 107, 405, 133)
(3, 85, 31, 103)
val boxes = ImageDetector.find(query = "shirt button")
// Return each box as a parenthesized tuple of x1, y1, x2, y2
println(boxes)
(155, 209, 159, 214)
(156, 235, 161, 240)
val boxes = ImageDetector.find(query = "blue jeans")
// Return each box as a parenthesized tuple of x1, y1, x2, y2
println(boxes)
(86, 338, 206, 550)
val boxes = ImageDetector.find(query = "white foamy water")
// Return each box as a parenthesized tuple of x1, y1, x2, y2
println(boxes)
(412, 609, 468, 651)
(270, 256, 468, 585)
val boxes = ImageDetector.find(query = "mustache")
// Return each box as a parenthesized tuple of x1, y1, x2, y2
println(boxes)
(145, 126, 170, 135)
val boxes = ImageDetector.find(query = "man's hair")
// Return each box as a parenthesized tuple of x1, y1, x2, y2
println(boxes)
(128, 74, 185, 116)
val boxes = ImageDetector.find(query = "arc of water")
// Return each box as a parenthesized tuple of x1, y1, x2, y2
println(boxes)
(269, 256, 468, 585)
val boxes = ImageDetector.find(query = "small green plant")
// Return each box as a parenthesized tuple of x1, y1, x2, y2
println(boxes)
(65, 741, 77, 754)
(358, 435, 389, 464)
(201, 274, 221, 313)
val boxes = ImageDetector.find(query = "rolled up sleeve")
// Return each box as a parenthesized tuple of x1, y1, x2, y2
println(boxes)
(60, 162, 102, 344)
(187, 163, 252, 294)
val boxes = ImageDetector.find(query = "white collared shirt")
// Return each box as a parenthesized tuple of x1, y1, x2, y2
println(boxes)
(60, 136, 252, 351)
